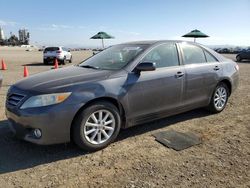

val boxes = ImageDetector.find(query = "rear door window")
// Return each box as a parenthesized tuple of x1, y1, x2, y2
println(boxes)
(180, 43, 206, 64)
(62, 47, 68, 52)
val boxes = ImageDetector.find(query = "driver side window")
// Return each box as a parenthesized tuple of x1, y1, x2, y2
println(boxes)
(142, 43, 179, 68)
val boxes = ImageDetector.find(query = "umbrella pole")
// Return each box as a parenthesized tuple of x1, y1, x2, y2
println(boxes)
(102, 38, 104, 49)
(194, 38, 196, 43)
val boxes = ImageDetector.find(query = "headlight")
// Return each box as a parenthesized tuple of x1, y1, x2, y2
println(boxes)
(20, 92, 71, 109)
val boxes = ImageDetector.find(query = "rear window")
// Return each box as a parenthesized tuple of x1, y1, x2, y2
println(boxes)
(44, 47, 59, 52)
(204, 50, 218, 62)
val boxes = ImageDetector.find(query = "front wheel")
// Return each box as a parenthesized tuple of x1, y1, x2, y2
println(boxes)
(72, 101, 121, 151)
(207, 82, 229, 113)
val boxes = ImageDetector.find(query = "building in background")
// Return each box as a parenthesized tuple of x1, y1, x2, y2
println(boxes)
(0, 27, 30, 46)
(0, 26, 5, 40)
(18, 29, 30, 45)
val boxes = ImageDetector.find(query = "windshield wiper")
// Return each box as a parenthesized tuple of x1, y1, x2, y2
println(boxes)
(80, 65, 100, 70)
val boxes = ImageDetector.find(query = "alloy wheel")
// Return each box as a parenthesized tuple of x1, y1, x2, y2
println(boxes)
(83, 110, 115, 145)
(214, 86, 227, 110)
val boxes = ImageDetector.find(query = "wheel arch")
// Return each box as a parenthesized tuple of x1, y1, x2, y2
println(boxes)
(219, 79, 232, 96)
(70, 96, 127, 141)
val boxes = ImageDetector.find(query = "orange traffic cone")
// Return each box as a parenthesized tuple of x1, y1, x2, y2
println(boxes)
(54, 59, 59, 69)
(1, 59, 7, 70)
(23, 66, 29, 77)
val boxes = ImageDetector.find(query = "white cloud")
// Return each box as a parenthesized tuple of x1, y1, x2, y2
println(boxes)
(51, 24, 73, 29)
(36, 24, 74, 31)
(0, 19, 17, 26)
(78, 25, 87, 29)
(128, 31, 141, 36)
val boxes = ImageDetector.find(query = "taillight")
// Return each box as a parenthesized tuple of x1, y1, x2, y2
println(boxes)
(235, 64, 239, 71)
(56, 50, 62, 53)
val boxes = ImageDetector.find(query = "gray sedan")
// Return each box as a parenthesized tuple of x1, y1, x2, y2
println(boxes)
(5, 40, 239, 151)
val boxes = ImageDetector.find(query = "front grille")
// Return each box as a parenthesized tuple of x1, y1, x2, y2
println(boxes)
(7, 93, 26, 106)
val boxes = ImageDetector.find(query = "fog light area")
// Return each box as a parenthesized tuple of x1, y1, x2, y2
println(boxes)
(33, 129, 42, 138)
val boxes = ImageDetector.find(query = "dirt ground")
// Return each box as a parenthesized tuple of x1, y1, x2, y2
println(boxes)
(0, 47, 249, 188)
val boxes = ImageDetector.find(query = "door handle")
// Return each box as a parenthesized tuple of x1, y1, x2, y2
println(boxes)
(214, 66, 220, 71)
(175, 71, 184, 78)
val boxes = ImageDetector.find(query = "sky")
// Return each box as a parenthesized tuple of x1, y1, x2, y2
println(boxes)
(0, 0, 250, 48)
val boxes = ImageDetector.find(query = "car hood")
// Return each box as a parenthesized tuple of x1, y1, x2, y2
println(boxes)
(14, 66, 111, 93)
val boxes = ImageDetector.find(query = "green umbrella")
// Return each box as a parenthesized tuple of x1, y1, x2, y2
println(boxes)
(182, 29, 209, 42)
(90, 31, 114, 48)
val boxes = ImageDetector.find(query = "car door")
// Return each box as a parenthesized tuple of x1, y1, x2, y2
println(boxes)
(125, 43, 185, 123)
(178, 43, 222, 108)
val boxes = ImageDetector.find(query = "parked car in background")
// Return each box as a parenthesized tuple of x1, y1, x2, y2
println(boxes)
(43, 46, 72, 65)
(232, 47, 244, 54)
(213, 48, 221, 53)
(236, 50, 250, 62)
(6, 40, 239, 151)
(217, 48, 230, 54)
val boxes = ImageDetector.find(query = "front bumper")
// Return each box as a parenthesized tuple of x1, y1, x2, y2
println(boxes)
(6, 103, 81, 145)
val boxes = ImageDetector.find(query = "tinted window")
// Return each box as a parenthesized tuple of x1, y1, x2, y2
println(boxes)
(44, 47, 59, 52)
(204, 51, 218, 62)
(142, 43, 179, 68)
(181, 44, 206, 64)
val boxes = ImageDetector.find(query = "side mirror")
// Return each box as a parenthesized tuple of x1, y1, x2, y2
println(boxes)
(135, 62, 156, 72)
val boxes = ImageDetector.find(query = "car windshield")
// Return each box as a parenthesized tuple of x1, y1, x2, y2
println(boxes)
(79, 44, 149, 70)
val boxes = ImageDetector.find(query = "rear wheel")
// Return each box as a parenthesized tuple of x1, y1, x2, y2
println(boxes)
(43, 59, 48, 65)
(207, 82, 229, 113)
(69, 56, 73, 63)
(72, 101, 121, 151)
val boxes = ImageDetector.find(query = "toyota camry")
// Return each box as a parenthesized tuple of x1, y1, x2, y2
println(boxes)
(6, 40, 239, 151)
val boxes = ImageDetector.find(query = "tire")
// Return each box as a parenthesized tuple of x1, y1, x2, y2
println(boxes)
(72, 101, 121, 151)
(43, 60, 48, 65)
(207, 82, 229, 113)
(60, 58, 66, 65)
(236, 55, 242, 62)
(69, 56, 73, 63)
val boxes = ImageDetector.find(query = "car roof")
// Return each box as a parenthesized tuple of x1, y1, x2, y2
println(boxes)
(121, 40, 227, 62)
(121, 40, 197, 45)
(45, 46, 64, 48)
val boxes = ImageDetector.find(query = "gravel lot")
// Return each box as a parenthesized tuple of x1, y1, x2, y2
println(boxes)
(0, 47, 249, 187)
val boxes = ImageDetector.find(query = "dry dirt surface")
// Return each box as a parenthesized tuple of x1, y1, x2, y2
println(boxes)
(0, 48, 249, 188)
